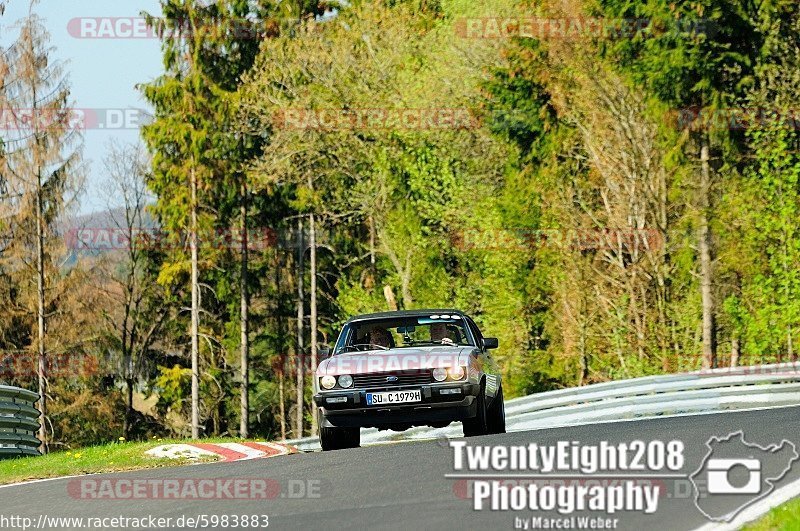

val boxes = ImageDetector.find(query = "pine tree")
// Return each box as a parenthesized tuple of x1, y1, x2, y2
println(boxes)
(142, 0, 299, 438)
(1, 12, 82, 452)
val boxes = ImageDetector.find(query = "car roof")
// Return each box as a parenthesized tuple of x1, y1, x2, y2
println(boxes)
(345, 309, 465, 324)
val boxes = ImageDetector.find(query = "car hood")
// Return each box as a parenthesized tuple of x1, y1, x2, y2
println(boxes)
(317, 346, 472, 376)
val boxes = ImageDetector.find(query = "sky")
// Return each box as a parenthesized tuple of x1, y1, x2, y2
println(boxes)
(3, 0, 163, 215)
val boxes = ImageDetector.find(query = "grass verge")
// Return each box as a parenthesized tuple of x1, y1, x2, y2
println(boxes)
(742, 497, 800, 531)
(0, 439, 234, 486)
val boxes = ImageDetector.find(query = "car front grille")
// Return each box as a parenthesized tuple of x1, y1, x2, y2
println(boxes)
(353, 371, 432, 389)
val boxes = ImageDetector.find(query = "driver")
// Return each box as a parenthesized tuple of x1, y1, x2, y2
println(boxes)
(369, 327, 393, 349)
(430, 323, 455, 345)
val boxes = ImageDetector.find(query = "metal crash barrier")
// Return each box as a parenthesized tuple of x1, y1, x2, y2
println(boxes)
(0, 385, 41, 459)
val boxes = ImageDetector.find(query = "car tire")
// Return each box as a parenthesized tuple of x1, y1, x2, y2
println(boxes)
(487, 384, 506, 434)
(462, 382, 488, 437)
(320, 425, 361, 451)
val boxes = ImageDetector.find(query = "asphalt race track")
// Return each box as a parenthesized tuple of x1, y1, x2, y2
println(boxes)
(2, 407, 799, 531)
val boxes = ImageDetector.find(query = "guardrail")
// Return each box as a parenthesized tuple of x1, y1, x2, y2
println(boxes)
(284, 362, 800, 451)
(0, 385, 41, 459)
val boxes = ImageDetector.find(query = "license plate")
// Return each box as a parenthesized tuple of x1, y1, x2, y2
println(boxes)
(366, 389, 422, 406)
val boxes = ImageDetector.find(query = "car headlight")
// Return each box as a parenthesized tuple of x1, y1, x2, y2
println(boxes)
(320, 375, 336, 390)
(448, 366, 465, 380)
(432, 368, 447, 382)
(338, 374, 353, 388)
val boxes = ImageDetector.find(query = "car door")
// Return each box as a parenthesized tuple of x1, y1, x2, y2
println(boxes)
(466, 317, 501, 400)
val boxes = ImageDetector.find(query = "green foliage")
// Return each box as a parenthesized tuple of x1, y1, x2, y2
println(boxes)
(8, 0, 800, 447)
(154, 365, 192, 411)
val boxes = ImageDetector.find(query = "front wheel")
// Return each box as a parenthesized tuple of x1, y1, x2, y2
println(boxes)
(320, 424, 360, 451)
(487, 384, 506, 434)
(462, 382, 488, 437)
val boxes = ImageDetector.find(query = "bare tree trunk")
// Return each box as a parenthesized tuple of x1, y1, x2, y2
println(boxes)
(124, 377, 134, 439)
(657, 162, 671, 373)
(239, 182, 250, 438)
(378, 226, 413, 309)
(699, 141, 716, 369)
(295, 218, 305, 439)
(628, 277, 645, 360)
(369, 214, 376, 273)
(383, 285, 398, 311)
(309, 212, 318, 436)
(35, 180, 47, 454)
(278, 368, 286, 440)
(576, 267, 589, 386)
(783, 232, 796, 363)
(730, 336, 740, 368)
(275, 252, 287, 440)
(578, 324, 588, 386)
(190, 166, 200, 439)
(400, 273, 412, 310)
(122, 318, 133, 439)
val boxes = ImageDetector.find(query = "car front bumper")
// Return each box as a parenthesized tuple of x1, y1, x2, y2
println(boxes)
(313, 382, 480, 429)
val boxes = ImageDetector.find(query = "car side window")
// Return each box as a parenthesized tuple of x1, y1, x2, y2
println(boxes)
(334, 325, 354, 354)
(466, 317, 484, 351)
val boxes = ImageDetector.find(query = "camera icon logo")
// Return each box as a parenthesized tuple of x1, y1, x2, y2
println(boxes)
(706, 458, 761, 495)
(690, 431, 798, 522)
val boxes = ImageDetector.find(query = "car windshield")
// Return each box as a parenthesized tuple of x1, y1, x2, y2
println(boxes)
(334, 314, 474, 354)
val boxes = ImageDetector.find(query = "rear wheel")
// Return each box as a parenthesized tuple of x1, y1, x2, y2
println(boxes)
(462, 382, 488, 437)
(487, 384, 506, 434)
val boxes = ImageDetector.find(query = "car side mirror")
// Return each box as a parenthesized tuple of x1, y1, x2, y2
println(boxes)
(319, 344, 331, 359)
(483, 337, 499, 350)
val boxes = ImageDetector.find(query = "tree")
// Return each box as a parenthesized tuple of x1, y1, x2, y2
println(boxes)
(141, 0, 273, 438)
(483, 6, 676, 381)
(295, 218, 304, 438)
(98, 141, 168, 439)
(142, 2, 204, 439)
(0, 9, 82, 452)
(594, 0, 758, 369)
(719, 0, 800, 365)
